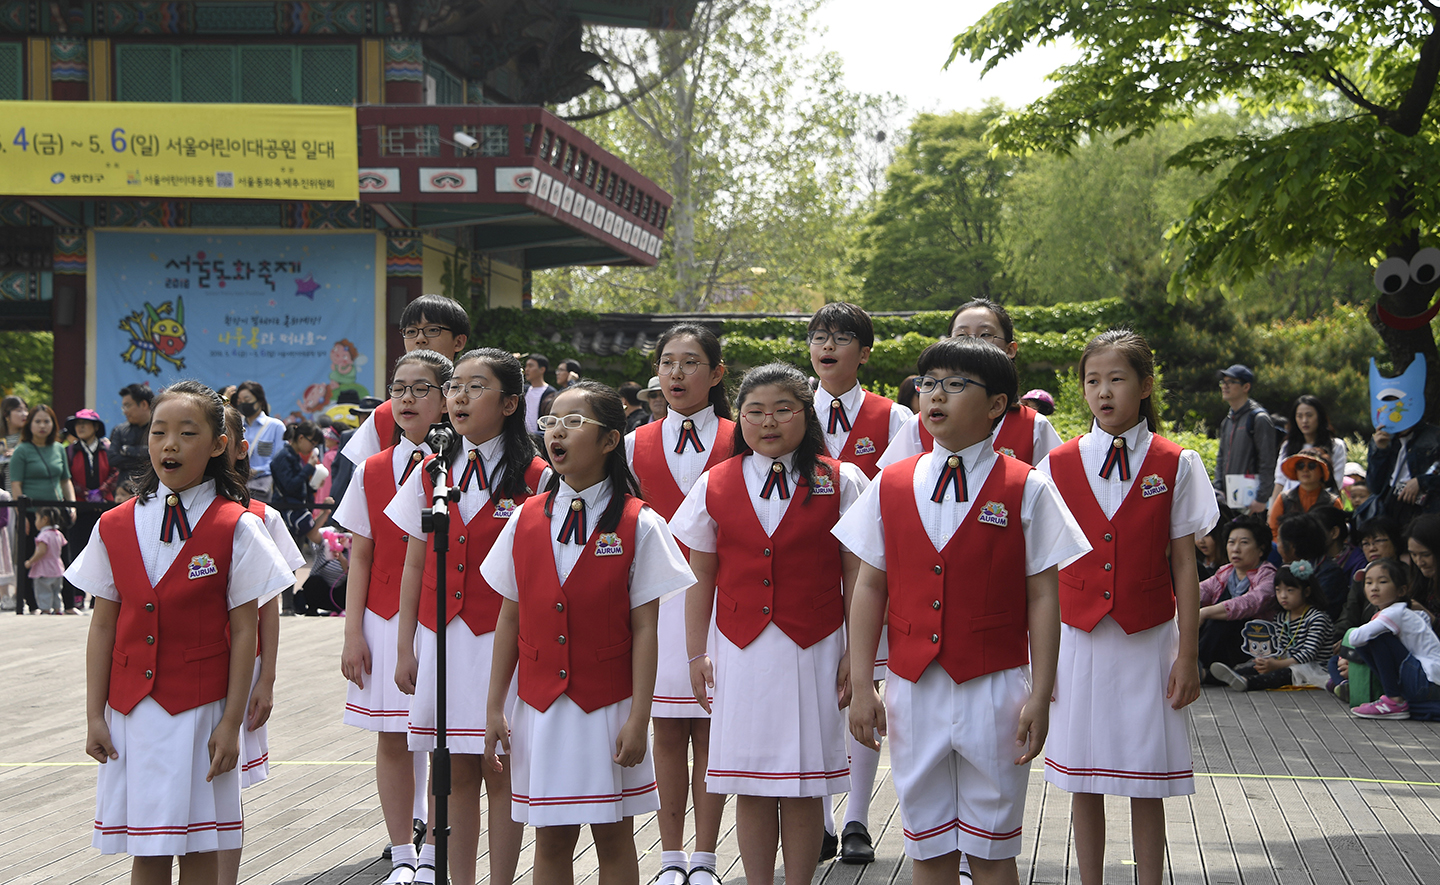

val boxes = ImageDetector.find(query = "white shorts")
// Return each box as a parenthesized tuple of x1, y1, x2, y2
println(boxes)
(707, 623, 850, 798)
(408, 622, 516, 754)
(94, 697, 243, 856)
(509, 694, 659, 826)
(240, 656, 269, 789)
(343, 609, 413, 733)
(652, 594, 714, 718)
(887, 663, 1032, 861)
(1044, 617, 1194, 798)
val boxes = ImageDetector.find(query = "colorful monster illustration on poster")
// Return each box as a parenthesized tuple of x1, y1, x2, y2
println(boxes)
(1370, 355, 1426, 435)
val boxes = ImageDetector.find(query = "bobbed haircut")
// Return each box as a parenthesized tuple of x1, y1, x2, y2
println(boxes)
(653, 322, 731, 420)
(1223, 515, 1272, 552)
(232, 380, 271, 415)
(1274, 564, 1321, 606)
(1364, 558, 1411, 600)
(1080, 329, 1162, 433)
(1278, 513, 1328, 562)
(948, 298, 1014, 343)
(915, 337, 1018, 429)
(808, 302, 875, 349)
(400, 294, 471, 342)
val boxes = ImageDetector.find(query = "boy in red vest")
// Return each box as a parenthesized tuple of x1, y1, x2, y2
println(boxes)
(806, 301, 910, 863)
(835, 337, 1089, 885)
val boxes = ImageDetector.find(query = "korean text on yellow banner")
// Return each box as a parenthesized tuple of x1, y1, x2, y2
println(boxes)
(0, 101, 358, 200)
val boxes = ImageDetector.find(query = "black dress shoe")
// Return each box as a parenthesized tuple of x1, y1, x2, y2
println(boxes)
(819, 829, 839, 862)
(840, 821, 875, 864)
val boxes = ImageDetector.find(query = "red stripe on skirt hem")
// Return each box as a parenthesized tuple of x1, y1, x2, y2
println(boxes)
(1044, 758, 1193, 781)
(904, 818, 1022, 842)
(513, 783, 657, 806)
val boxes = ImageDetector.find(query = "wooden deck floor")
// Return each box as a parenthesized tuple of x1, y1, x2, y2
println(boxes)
(5, 612, 1440, 885)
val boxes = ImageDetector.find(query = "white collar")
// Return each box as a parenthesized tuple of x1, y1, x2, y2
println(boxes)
(819, 382, 865, 415)
(455, 434, 505, 468)
(156, 478, 216, 511)
(1092, 419, 1149, 451)
(930, 435, 996, 476)
(553, 476, 612, 511)
(746, 449, 798, 479)
(664, 404, 717, 432)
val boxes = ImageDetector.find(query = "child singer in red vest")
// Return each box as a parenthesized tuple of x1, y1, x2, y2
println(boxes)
(676, 362, 870, 885)
(335, 349, 451, 882)
(218, 405, 306, 885)
(388, 349, 549, 885)
(838, 338, 1088, 885)
(879, 298, 1063, 471)
(623, 322, 733, 885)
(1037, 330, 1218, 885)
(806, 302, 911, 863)
(73, 381, 294, 884)
(483, 382, 693, 885)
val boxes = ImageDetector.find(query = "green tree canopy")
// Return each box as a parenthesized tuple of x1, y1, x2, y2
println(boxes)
(954, 1, 1440, 412)
(856, 108, 1019, 310)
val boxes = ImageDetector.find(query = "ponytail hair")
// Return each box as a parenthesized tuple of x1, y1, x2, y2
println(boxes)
(223, 405, 254, 498)
(654, 322, 730, 420)
(541, 381, 639, 533)
(1079, 329, 1162, 433)
(731, 362, 830, 504)
(454, 347, 540, 502)
(137, 380, 248, 505)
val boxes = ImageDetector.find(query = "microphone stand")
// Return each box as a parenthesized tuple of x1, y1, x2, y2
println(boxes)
(420, 424, 460, 884)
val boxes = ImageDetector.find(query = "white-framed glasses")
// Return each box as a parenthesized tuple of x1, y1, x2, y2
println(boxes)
(389, 382, 435, 398)
(537, 414, 607, 431)
(914, 375, 991, 395)
(441, 381, 494, 398)
(741, 407, 798, 425)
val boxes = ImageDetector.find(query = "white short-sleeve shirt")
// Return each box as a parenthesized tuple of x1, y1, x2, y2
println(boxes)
(340, 409, 383, 467)
(480, 478, 694, 605)
(669, 452, 869, 553)
(1035, 421, 1220, 540)
(816, 382, 912, 462)
(332, 438, 429, 539)
(833, 437, 1090, 577)
(66, 479, 296, 610)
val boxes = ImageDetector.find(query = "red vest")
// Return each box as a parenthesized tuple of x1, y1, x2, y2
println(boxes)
(512, 495, 644, 713)
(632, 416, 736, 522)
(880, 454, 1032, 685)
(362, 446, 425, 619)
(101, 496, 244, 715)
(838, 390, 896, 479)
(371, 399, 397, 449)
(1049, 435, 1181, 634)
(418, 454, 548, 635)
(918, 405, 1041, 466)
(706, 456, 845, 649)
(68, 443, 114, 501)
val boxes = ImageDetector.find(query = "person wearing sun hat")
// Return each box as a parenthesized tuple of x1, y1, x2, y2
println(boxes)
(1268, 447, 1344, 535)
(63, 408, 116, 612)
(1020, 388, 1056, 417)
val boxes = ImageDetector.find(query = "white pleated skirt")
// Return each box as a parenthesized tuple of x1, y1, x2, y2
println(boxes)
(408, 622, 516, 754)
(342, 609, 413, 733)
(1044, 616, 1195, 798)
(706, 623, 850, 798)
(239, 656, 269, 788)
(509, 694, 659, 826)
(94, 697, 243, 856)
(653, 594, 715, 718)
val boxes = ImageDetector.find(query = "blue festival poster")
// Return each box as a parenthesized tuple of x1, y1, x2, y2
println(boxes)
(93, 231, 380, 423)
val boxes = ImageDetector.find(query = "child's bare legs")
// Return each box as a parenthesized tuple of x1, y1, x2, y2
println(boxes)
(735, 795, 823, 885)
(176, 851, 218, 885)
(376, 733, 417, 847)
(130, 855, 171, 885)
(592, 818, 640, 885)
(534, 824, 581, 885)
(654, 718, 726, 854)
(216, 845, 241, 885)
(483, 757, 524, 885)
(1071, 791, 1106, 885)
(1131, 797, 1167, 885)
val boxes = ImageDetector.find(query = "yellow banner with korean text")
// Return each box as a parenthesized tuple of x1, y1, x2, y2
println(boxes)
(0, 101, 358, 200)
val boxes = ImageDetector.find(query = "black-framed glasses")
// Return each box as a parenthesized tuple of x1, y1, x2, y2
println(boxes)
(441, 381, 494, 398)
(741, 406, 798, 425)
(400, 324, 452, 340)
(656, 358, 710, 376)
(914, 375, 991, 396)
(389, 382, 435, 398)
(806, 330, 857, 347)
(537, 414, 606, 431)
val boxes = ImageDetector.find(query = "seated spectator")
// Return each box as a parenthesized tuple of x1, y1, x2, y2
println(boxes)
(1315, 506, 1365, 582)
(1268, 448, 1344, 535)
(1344, 470, 1371, 510)
(1406, 514, 1440, 628)
(1196, 523, 1224, 582)
(1328, 517, 1402, 697)
(1272, 395, 1347, 501)
(1345, 559, 1440, 719)
(300, 526, 350, 615)
(1200, 517, 1278, 676)
(1210, 562, 1335, 691)
(1367, 418, 1440, 526)
(1278, 513, 1348, 618)
(619, 381, 650, 434)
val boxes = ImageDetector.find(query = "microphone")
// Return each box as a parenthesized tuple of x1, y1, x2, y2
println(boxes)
(425, 420, 457, 455)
